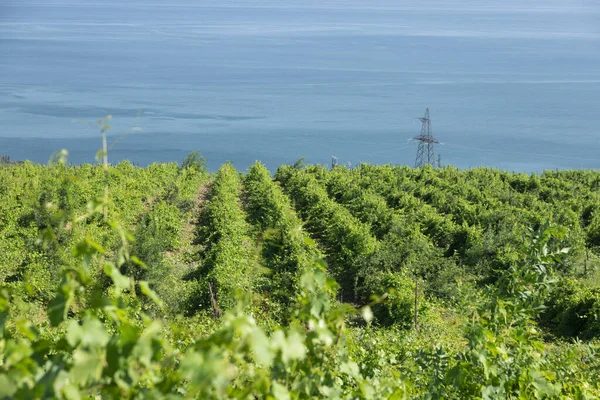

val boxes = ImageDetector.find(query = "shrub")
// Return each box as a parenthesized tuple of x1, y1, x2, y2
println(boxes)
(541, 278, 600, 339)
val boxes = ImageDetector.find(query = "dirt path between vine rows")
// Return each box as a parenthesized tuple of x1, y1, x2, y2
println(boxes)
(164, 179, 212, 276)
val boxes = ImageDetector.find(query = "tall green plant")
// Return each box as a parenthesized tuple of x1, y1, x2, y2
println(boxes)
(429, 225, 597, 398)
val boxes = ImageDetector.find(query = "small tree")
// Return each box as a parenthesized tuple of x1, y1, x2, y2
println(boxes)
(181, 151, 206, 172)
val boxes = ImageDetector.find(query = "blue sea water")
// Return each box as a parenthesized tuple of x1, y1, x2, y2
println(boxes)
(1, 0, 599, 171)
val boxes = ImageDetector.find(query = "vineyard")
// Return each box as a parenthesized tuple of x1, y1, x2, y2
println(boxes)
(1, 150, 600, 398)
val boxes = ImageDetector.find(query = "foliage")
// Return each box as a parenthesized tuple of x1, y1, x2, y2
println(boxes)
(541, 277, 600, 339)
(181, 151, 207, 173)
(2, 148, 600, 398)
(243, 162, 321, 321)
(367, 272, 418, 329)
(191, 164, 259, 313)
(275, 166, 378, 303)
(424, 225, 599, 399)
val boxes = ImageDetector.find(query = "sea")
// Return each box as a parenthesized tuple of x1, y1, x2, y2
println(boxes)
(1, 0, 599, 172)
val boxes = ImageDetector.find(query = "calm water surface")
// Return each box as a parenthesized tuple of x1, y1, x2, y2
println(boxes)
(1, 0, 599, 171)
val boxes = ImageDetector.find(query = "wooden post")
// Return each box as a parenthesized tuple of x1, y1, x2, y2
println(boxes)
(414, 279, 419, 331)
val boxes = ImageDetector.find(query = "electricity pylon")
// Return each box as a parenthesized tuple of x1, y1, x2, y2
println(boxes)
(413, 108, 439, 168)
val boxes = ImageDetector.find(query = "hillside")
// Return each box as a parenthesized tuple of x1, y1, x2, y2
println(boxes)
(0, 155, 599, 398)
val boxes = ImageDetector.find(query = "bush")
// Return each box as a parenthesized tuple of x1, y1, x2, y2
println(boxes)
(181, 151, 206, 172)
(368, 272, 418, 328)
(541, 278, 600, 339)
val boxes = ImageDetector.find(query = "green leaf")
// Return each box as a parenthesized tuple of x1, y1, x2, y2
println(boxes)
(251, 329, 274, 366)
(61, 384, 81, 400)
(70, 349, 104, 385)
(16, 318, 39, 341)
(271, 382, 290, 400)
(80, 317, 109, 348)
(66, 319, 83, 347)
(48, 292, 71, 327)
(0, 375, 17, 399)
(282, 330, 306, 363)
(482, 385, 502, 400)
(139, 281, 164, 308)
(5, 339, 33, 367)
(531, 370, 561, 396)
(339, 361, 360, 379)
(67, 317, 109, 349)
(131, 321, 162, 367)
(131, 256, 147, 269)
(85, 237, 105, 255)
(104, 263, 131, 292)
(361, 305, 373, 324)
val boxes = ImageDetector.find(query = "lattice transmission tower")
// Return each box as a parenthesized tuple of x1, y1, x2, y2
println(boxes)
(413, 108, 439, 168)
